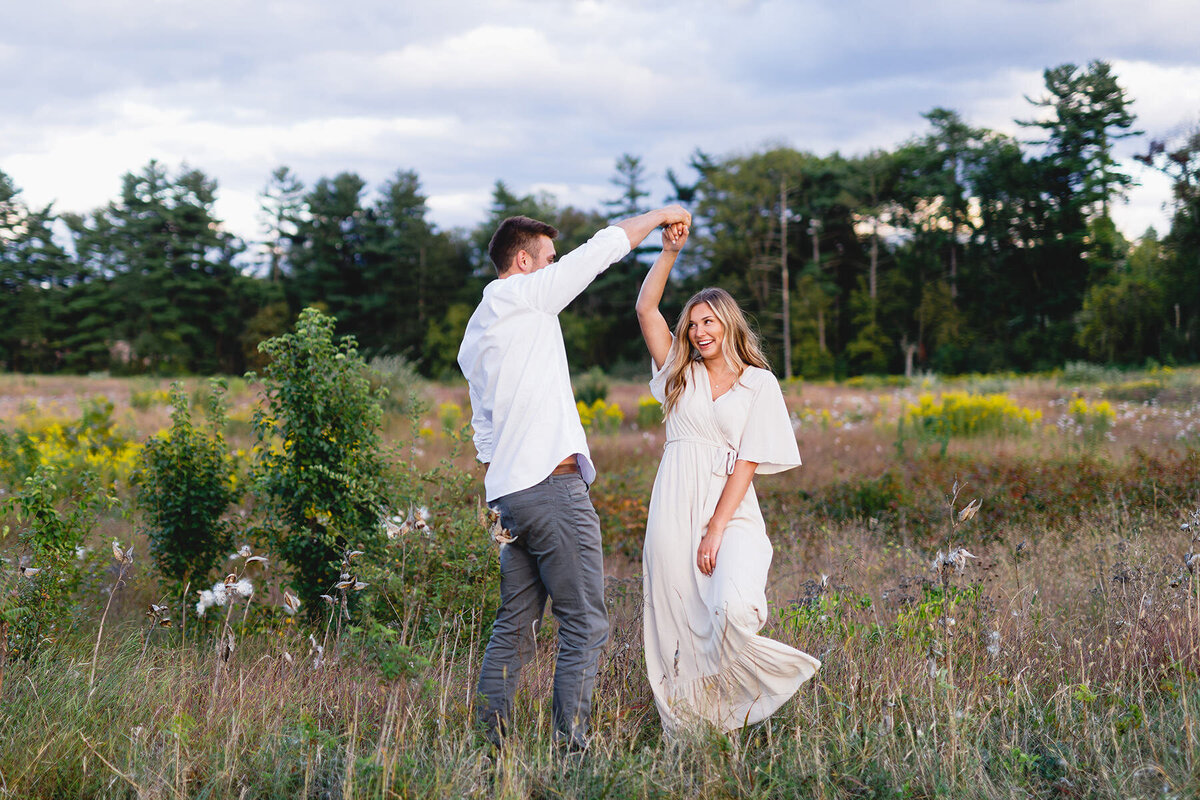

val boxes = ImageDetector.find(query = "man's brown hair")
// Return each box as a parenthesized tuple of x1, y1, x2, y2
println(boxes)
(488, 216, 559, 276)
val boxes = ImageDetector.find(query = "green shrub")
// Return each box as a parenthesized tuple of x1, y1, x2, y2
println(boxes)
(1063, 396, 1116, 448)
(249, 308, 389, 617)
(135, 380, 237, 592)
(635, 395, 662, 428)
(577, 398, 624, 434)
(129, 388, 170, 411)
(1100, 378, 1164, 403)
(573, 366, 609, 405)
(437, 402, 464, 438)
(902, 391, 1041, 439)
(1059, 361, 1124, 385)
(1, 465, 116, 659)
(369, 354, 425, 417)
(0, 397, 140, 490)
(359, 418, 499, 643)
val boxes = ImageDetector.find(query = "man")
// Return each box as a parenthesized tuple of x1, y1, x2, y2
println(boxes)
(458, 205, 691, 750)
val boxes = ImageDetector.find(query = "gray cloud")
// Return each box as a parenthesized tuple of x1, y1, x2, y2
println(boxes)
(1, 0, 1196, 240)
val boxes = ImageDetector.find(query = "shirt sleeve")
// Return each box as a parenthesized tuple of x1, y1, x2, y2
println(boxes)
(466, 382, 493, 464)
(737, 370, 802, 475)
(511, 226, 632, 315)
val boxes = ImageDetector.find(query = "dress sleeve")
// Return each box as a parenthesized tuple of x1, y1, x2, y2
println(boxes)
(647, 339, 677, 403)
(738, 370, 802, 475)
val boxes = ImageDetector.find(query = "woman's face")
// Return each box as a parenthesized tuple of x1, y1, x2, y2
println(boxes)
(687, 301, 725, 361)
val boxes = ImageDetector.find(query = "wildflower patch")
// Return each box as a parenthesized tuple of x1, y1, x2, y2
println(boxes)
(902, 391, 1041, 439)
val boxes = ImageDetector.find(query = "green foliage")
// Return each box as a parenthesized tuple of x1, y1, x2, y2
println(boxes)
(0, 396, 140, 490)
(1063, 396, 1116, 448)
(572, 365, 609, 405)
(368, 354, 425, 417)
(359, 422, 499, 642)
(577, 398, 624, 434)
(135, 381, 237, 590)
(250, 308, 388, 616)
(2, 62, 1197, 381)
(0, 465, 116, 658)
(636, 394, 662, 428)
(1059, 360, 1125, 384)
(903, 391, 1042, 439)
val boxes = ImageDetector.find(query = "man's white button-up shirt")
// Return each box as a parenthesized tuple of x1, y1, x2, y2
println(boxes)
(457, 226, 632, 501)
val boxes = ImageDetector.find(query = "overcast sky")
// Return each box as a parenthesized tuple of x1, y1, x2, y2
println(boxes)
(3, 0, 1198, 249)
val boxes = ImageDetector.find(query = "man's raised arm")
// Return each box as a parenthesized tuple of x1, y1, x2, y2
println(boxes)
(516, 205, 693, 315)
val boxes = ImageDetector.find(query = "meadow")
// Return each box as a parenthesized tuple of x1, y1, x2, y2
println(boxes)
(2, 357, 1200, 799)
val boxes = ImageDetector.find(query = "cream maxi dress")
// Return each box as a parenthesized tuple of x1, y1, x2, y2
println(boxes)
(643, 356, 820, 733)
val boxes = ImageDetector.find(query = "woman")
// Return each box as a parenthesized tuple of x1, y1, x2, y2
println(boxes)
(635, 222, 819, 733)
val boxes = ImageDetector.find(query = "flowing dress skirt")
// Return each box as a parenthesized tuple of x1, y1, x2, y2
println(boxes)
(643, 363, 820, 732)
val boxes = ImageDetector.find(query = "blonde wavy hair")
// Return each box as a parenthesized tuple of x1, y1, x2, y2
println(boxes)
(661, 287, 770, 417)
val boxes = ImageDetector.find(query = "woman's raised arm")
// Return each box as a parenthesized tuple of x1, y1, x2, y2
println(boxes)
(636, 222, 689, 369)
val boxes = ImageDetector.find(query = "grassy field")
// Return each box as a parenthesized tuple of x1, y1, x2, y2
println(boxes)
(2, 365, 1200, 798)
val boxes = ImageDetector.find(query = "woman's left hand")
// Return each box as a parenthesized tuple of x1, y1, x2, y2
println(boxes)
(697, 524, 724, 576)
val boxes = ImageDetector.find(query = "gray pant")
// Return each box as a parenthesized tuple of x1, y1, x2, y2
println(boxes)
(476, 472, 609, 749)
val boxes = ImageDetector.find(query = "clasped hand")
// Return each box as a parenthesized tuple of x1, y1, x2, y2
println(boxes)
(662, 221, 689, 253)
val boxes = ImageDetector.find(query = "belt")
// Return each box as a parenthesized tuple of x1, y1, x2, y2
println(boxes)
(550, 462, 581, 476)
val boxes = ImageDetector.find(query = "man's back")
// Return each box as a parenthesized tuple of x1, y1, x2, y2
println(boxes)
(457, 225, 631, 500)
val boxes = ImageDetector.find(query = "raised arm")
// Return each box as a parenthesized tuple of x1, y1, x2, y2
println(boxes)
(614, 205, 691, 250)
(516, 205, 692, 315)
(636, 222, 689, 369)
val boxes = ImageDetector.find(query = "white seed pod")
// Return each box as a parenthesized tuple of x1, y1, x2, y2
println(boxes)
(282, 590, 301, 615)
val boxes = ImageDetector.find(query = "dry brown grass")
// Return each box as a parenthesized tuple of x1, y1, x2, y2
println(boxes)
(2, 367, 1200, 797)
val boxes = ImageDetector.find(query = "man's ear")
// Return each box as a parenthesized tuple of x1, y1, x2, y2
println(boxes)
(513, 250, 530, 274)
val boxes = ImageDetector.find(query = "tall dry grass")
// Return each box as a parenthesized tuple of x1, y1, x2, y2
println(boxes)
(2, 368, 1200, 797)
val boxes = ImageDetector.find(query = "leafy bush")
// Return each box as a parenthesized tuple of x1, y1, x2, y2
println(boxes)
(357, 420, 499, 643)
(250, 308, 389, 616)
(129, 388, 170, 411)
(573, 366, 609, 405)
(369, 354, 425, 417)
(844, 374, 909, 390)
(135, 381, 237, 591)
(1, 465, 115, 659)
(437, 402, 464, 438)
(1100, 378, 1164, 403)
(902, 392, 1041, 439)
(577, 398, 624, 434)
(0, 397, 140, 490)
(1060, 361, 1125, 385)
(635, 395, 662, 428)
(1063, 396, 1116, 447)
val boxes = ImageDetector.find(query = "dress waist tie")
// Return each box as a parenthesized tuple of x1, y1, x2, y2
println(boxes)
(665, 436, 739, 476)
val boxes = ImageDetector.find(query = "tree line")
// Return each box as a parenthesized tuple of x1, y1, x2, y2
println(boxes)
(2, 60, 1198, 379)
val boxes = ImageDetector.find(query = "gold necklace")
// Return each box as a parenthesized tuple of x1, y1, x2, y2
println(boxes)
(708, 368, 737, 392)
